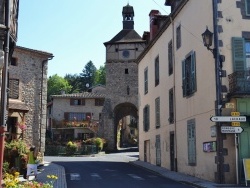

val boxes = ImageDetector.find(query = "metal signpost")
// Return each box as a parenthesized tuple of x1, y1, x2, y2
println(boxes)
(210, 112, 246, 185)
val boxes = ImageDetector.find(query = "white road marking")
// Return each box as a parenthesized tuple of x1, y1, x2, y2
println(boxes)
(91, 173, 102, 180)
(127, 174, 144, 180)
(70, 173, 81, 180)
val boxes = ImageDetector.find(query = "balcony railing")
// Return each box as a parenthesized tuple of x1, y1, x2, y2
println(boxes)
(52, 119, 99, 132)
(228, 71, 250, 95)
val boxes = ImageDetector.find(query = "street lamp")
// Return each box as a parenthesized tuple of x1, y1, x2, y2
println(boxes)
(202, 26, 224, 184)
(202, 27, 217, 57)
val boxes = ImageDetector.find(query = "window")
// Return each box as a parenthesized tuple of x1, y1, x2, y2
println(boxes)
(95, 99, 104, 106)
(155, 56, 159, 86)
(176, 25, 181, 49)
(182, 51, 196, 97)
(156, 134, 161, 166)
(8, 79, 19, 99)
(70, 99, 85, 106)
(143, 105, 150, 132)
(11, 57, 18, 66)
(168, 40, 173, 75)
(155, 97, 160, 128)
(169, 88, 174, 124)
(64, 112, 91, 121)
(246, 0, 250, 16)
(144, 68, 148, 94)
(187, 119, 196, 166)
(125, 68, 128, 74)
(232, 37, 250, 71)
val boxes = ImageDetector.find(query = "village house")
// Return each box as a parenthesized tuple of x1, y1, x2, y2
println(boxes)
(9, 46, 53, 157)
(48, 85, 106, 141)
(137, 0, 250, 184)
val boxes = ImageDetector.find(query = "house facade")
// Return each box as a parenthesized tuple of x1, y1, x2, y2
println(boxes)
(9, 46, 53, 155)
(138, 0, 250, 184)
(48, 86, 106, 141)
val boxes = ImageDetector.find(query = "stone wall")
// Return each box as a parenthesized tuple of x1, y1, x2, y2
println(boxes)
(10, 46, 52, 153)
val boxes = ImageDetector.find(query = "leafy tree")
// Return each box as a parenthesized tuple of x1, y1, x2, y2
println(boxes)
(79, 61, 97, 91)
(64, 74, 81, 93)
(47, 74, 72, 101)
(94, 65, 106, 85)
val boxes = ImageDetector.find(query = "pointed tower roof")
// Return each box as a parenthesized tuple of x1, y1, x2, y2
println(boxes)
(104, 4, 144, 46)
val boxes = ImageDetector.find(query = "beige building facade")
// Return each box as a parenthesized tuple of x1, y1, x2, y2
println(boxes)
(49, 86, 106, 141)
(138, 0, 250, 184)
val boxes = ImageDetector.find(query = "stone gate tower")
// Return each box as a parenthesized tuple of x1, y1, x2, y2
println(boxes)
(99, 4, 146, 151)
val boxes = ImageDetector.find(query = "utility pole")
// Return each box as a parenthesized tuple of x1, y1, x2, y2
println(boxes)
(0, 0, 10, 182)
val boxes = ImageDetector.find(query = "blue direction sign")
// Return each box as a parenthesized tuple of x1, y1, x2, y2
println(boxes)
(210, 116, 246, 122)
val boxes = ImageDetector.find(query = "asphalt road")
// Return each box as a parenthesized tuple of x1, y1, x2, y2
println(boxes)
(45, 152, 194, 188)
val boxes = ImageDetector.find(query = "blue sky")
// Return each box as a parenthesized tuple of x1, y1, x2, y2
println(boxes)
(17, 1, 170, 77)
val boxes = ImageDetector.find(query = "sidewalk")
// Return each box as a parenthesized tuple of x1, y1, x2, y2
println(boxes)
(130, 160, 248, 188)
(18, 162, 67, 188)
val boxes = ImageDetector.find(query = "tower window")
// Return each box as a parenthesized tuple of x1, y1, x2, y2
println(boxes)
(125, 68, 128, 74)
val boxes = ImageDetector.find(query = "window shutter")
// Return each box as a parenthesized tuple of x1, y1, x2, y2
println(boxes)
(70, 99, 74, 105)
(81, 99, 85, 105)
(191, 51, 196, 93)
(144, 68, 148, 94)
(182, 60, 187, 97)
(155, 97, 160, 127)
(232, 37, 246, 72)
(64, 112, 69, 121)
(246, 0, 250, 16)
(187, 122, 196, 165)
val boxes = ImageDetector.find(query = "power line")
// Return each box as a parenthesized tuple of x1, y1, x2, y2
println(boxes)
(152, 0, 169, 14)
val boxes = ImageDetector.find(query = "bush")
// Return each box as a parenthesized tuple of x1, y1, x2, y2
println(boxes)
(84, 137, 106, 152)
(95, 138, 103, 152)
(65, 141, 77, 156)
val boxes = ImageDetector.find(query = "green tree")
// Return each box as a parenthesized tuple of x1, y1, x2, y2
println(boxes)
(47, 74, 72, 101)
(94, 65, 106, 85)
(80, 61, 97, 91)
(64, 74, 81, 93)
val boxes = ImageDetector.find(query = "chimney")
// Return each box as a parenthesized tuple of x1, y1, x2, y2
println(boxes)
(149, 10, 160, 40)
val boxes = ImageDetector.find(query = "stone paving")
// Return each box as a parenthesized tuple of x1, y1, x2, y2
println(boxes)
(18, 162, 67, 188)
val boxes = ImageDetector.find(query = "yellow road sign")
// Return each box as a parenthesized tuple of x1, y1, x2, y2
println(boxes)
(232, 122, 240, 126)
(231, 112, 240, 116)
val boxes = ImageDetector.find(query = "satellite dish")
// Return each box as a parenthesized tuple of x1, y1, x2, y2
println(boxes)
(86, 83, 89, 88)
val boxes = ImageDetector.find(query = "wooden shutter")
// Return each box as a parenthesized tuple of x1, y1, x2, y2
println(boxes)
(8, 79, 19, 99)
(155, 97, 160, 127)
(155, 56, 159, 86)
(144, 68, 148, 94)
(190, 51, 196, 93)
(246, 0, 250, 16)
(64, 112, 69, 121)
(232, 37, 246, 72)
(187, 120, 196, 165)
(182, 60, 187, 97)
(156, 135, 161, 166)
(143, 105, 150, 131)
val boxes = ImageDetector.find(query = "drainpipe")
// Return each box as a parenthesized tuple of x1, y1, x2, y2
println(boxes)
(212, 0, 224, 184)
(170, 15, 178, 172)
(0, 0, 10, 182)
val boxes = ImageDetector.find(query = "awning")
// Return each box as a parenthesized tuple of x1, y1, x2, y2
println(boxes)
(8, 100, 29, 113)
